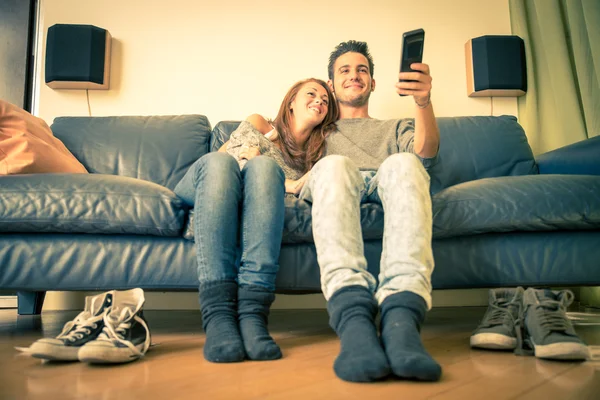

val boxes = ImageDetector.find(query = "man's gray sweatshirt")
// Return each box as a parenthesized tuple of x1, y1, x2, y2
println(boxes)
(325, 118, 436, 170)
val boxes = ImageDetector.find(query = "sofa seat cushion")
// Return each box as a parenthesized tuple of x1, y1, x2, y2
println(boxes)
(183, 175, 600, 244)
(0, 174, 186, 236)
(183, 197, 385, 244)
(432, 175, 600, 239)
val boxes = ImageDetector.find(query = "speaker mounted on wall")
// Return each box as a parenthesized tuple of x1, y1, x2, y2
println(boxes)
(45, 24, 111, 90)
(465, 35, 527, 97)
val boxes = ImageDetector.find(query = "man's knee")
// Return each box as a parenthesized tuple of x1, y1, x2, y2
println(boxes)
(309, 155, 364, 195)
(380, 153, 428, 181)
(312, 155, 360, 180)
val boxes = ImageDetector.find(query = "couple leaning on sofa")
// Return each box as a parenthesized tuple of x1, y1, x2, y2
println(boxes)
(172, 39, 442, 383)
(10, 38, 592, 380)
(13, 38, 592, 382)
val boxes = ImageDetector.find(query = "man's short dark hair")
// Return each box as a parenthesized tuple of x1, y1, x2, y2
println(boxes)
(328, 40, 375, 80)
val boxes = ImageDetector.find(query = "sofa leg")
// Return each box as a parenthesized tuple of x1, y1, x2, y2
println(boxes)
(17, 291, 46, 315)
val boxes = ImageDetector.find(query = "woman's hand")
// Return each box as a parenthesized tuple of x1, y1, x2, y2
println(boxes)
(239, 146, 261, 160)
(285, 179, 304, 195)
(285, 171, 310, 195)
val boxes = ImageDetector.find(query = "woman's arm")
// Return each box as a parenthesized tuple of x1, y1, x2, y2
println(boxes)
(218, 114, 272, 153)
(285, 171, 310, 195)
(218, 141, 229, 152)
(246, 114, 273, 135)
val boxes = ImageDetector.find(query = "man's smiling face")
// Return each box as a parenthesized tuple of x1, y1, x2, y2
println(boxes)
(330, 51, 375, 108)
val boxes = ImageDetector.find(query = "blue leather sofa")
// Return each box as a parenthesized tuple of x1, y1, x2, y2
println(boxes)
(1, 115, 599, 315)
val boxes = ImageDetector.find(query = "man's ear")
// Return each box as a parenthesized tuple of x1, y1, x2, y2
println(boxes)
(371, 78, 376, 92)
(327, 79, 334, 92)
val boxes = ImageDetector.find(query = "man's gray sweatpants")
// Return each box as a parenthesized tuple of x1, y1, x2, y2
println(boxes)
(299, 153, 434, 309)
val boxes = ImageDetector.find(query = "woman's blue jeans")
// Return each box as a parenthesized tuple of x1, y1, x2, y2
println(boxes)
(174, 152, 285, 292)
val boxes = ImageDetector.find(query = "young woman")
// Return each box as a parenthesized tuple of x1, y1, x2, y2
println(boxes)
(174, 78, 338, 363)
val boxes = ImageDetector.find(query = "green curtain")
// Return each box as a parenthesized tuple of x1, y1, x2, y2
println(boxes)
(509, 0, 599, 155)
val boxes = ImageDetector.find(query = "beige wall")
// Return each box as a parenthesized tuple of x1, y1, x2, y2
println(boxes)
(35, 0, 517, 122)
(581, 288, 600, 308)
(35, 0, 514, 311)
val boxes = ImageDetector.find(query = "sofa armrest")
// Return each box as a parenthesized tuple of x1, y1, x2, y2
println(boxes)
(536, 136, 600, 175)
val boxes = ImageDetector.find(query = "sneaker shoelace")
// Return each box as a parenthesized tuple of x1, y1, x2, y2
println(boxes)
(97, 307, 151, 358)
(515, 291, 574, 356)
(480, 297, 520, 329)
(56, 296, 110, 342)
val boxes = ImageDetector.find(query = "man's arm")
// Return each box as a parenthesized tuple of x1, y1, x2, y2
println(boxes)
(396, 63, 440, 158)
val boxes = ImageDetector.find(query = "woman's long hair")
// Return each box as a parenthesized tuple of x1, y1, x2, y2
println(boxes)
(272, 78, 338, 173)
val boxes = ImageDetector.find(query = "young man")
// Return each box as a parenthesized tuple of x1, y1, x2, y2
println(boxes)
(298, 40, 441, 382)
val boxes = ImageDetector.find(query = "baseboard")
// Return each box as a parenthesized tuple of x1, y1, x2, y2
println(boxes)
(0, 296, 18, 309)
(39, 289, 489, 311)
(580, 287, 600, 308)
(125, 290, 490, 310)
(143, 289, 489, 310)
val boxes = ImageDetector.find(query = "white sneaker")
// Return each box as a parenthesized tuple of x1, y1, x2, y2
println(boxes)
(78, 288, 151, 364)
(27, 291, 114, 361)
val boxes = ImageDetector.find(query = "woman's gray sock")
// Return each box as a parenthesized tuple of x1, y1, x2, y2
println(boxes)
(380, 291, 442, 381)
(327, 285, 391, 382)
(199, 281, 245, 363)
(238, 286, 281, 360)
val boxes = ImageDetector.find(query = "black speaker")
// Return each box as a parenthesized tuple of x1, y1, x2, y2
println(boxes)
(465, 35, 526, 97)
(45, 24, 111, 90)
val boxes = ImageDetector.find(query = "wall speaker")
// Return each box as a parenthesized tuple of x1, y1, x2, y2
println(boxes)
(465, 35, 526, 97)
(45, 24, 111, 90)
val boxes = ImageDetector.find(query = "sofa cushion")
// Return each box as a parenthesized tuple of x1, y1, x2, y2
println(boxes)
(0, 174, 186, 236)
(184, 175, 600, 243)
(210, 121, 241, 152)
(0, 100, 87, 175)
(429, 116, 538, 195)
(536, 135, 600, 175)
(50, 115, 211, 190)
(432, 175, 600, 239)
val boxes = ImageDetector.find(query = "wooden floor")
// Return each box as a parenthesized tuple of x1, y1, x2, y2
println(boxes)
(0, 306, 599, 400)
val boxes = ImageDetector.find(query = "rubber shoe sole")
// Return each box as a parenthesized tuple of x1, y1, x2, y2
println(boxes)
(532, 340, 591, 360)
(470, 333, 516, 350)
(78, 341, 147, 364)
(29, 338, 80, 361)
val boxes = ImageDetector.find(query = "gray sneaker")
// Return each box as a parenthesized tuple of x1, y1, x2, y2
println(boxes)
(27, 291, 113, 361)
(517, 288, 590, 360)
(470, 287, 524, 350)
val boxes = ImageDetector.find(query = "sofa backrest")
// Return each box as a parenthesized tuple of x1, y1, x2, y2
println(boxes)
(51, 115, 211, 190)
(210, 120, 241, 152)
(211, 116, 538, 194)
(429, 115, 538, 194)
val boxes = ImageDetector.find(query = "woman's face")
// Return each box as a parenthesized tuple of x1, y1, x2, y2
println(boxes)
(290, 82, 330, 128)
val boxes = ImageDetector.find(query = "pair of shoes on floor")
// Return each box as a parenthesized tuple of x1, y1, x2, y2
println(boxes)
(25, 288, 151, 364)
(470, 287, 590, 361)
